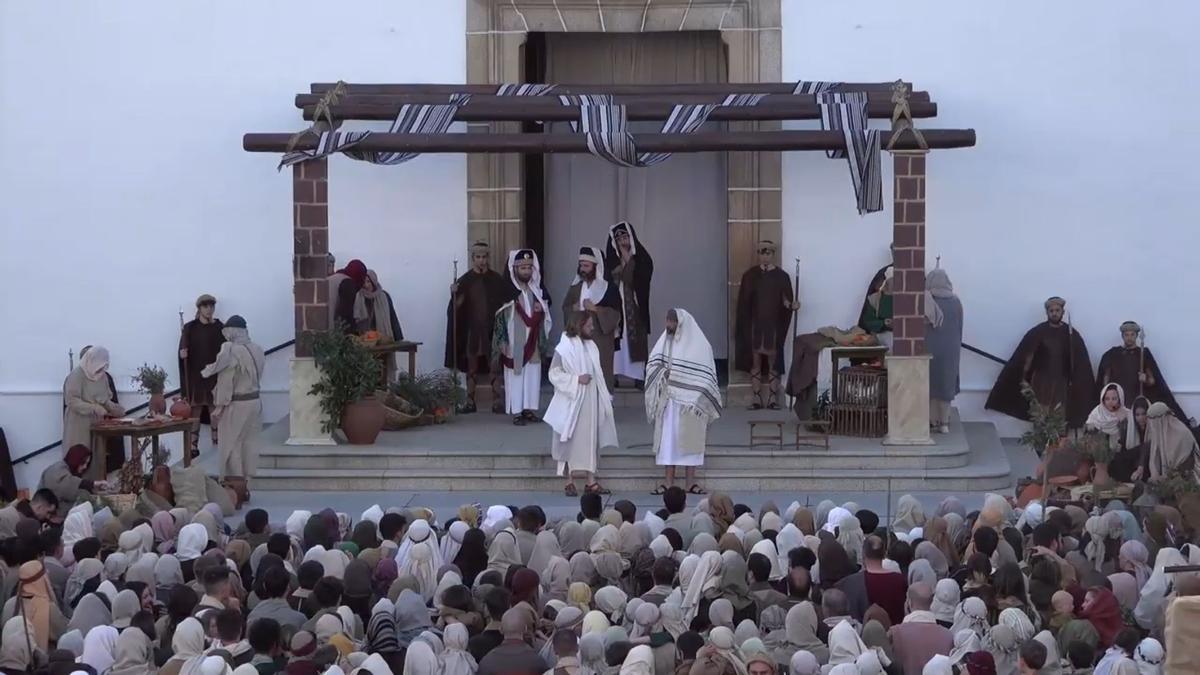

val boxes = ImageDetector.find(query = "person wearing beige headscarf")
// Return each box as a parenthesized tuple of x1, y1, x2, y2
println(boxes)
(1145, 401, 1200, 483)
(62, 345, 124, 452)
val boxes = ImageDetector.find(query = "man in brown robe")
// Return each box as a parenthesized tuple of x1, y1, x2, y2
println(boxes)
(986, 296, 1095, 428)
(179, 294, 225, 457)
(734, 240, 797, 410)
(446, 241, 512, 413)
(563, 246, 622, 391)
(1097, 321, 1192, 426)
(604, 221, 653, 387)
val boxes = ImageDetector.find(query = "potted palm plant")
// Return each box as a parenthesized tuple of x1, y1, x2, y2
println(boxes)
(308, 326, 385, 444)
(132, 364, 169, 414)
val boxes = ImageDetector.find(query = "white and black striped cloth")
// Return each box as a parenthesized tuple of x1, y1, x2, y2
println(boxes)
(278, 94, 471, 169)
(495, 83, 558, 96)
(793, 80, 883, 214)
(560, 93, 766, 167)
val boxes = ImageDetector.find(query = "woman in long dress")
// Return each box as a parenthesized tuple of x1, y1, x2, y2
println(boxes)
(925, 268, 963, 434)
(62, 346, 123, 462)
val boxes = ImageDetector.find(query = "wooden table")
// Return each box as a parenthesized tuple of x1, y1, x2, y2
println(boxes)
(366, 340, 422, 384)
(89, 417, 195, 481)
(829, 345, 889, 403)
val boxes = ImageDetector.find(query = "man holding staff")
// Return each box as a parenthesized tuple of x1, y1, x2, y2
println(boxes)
(1097, 321, 1191, 425)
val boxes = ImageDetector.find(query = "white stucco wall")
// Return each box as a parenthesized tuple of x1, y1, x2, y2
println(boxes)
(780, 1, 1200, 436)
(0, 0, 465, 487)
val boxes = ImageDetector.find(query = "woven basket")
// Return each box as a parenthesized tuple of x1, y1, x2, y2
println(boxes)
(382, 405, 423, 431)
(101, 493, 139, 515)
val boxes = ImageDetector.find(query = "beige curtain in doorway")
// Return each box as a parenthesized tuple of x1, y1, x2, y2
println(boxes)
(543, 32, 730, 357)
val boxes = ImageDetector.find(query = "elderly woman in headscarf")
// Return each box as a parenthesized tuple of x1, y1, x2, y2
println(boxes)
(892, 495, 926, 534)
(835, 514, 866, 567)
(62, 346, 124, 452)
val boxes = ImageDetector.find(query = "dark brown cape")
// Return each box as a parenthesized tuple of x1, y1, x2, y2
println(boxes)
(178, 319, 225, 406)
(444, 269, 513, 370)
(985, 321, 1095, 428)
(734, 266, 793, 373)
(604, 235, 653, 358)
(1097, 346, 1189, 423)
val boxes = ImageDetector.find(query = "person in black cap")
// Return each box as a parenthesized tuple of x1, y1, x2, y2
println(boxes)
(446, 241, 512, 414)
(179, 294, 225, 457)
(201, 315, 265, 495)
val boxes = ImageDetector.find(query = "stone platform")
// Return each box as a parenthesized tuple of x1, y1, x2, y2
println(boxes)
(252, 404, 1011, 493)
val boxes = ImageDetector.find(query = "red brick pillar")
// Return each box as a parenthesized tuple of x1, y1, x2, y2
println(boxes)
(292, 159, 329, 357)
(890, 152, 927, 357)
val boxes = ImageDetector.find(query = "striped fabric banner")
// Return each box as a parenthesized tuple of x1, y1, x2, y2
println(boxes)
(561, 92, 767, 167)
(793, 80, 841, 96)
(495, 83, 558, 96)
(278, 94, 471, 169)
(817, 91, 883, 214)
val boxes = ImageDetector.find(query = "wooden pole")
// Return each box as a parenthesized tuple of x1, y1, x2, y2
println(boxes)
(451, 259, 459, 414)
(1138, 328, 1146, 398)
(244, 129, 976, 154)
(311, 81, 931, 100)
(789, 258, 801, 411)
(297, 98, 938, 123)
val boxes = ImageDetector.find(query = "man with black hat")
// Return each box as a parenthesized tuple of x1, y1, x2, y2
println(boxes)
(202, 315, 265, 494)
(563, 246, 623, 390)
(179, 294, 225, 457)
(734, 240, 797, 410)
(494, 250, 552, 426)
(446, 241, 512, 414)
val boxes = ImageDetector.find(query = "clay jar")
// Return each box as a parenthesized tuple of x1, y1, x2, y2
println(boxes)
(169, 397, 192, 418)
(341, 395, 385, 445)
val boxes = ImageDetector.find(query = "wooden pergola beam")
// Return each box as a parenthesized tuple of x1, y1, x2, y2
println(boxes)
(295, 97, 937, 123)
(243, 129, 975, 154)
(310, 82, 931, 101)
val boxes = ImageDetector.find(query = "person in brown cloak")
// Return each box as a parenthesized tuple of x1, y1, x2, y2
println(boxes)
(63, 345, 125, 474)
(1097, 321, 1193, 427)
(985, 296, 1095, 428)
(604, 222, 653, 388)
(563, 246, 623, 391)
(179, 295, 225, 457)
(446, 241, 511, 414)
(734, 240, 797, 410)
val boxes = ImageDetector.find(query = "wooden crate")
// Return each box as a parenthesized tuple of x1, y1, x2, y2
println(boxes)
(834, 367, 887, 408)
(831, 405, 887, 438)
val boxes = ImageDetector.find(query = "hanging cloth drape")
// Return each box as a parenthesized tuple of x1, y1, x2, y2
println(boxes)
(496, 83, 558, 96)
(278, 94, 471, 169)
(793, 80, 883, 215)
(560, 93, 766, 168)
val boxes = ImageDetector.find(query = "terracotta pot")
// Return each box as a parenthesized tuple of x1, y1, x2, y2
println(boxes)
(149, 392, 167, 415)
(169, 397, 192, 418)
(341, 396, 385, 445)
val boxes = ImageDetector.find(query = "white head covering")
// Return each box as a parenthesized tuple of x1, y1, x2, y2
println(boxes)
(749, 539, 784, 582)
(1133, 637, 1163, 675)
(286, 511, 312, 542)
(440, 521, 469, 564)
(619, 644, 655, 675)
(176, 523, 208, 561)
(931, 579, 961, 624)
(481, 505, 512, 533)
(827, 620, 871, 667)
(396, 520, 442, 571)
(1087, 383, 1139, 450)
(949, 629, 981, 664)
(80, 346, 111, 381)
(642, 512, 665, 539)
(789, 650, 820, 675)
(823, 507, 851, 534)
(63, 502, 95, 547)
(80, 625, 119, 673)
(922, 655, 955, 675)
(440, 623, 476, 675)
(644, 308, 722, 426)
(401, 640, 438, 675)
(950, 597, 990, 639)
(399, 542, 438, 603)
(361, 505, 383, 525)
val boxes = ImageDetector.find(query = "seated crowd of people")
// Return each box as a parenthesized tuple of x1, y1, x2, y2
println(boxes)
(0, 485, 1194, 675)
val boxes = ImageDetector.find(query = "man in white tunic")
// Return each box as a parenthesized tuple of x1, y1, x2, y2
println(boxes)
(645, 309, 722, 496)
(493, 249, 552, 426)
(201, 315, 265, 486)
(544, 312, 619, 497)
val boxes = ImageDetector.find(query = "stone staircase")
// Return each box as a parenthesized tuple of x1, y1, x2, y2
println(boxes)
(252, 407, 1011, 493)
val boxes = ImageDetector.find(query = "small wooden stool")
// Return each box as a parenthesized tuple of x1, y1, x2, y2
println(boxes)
(795, 419, 831, 449)
(748, 420, 785, 449)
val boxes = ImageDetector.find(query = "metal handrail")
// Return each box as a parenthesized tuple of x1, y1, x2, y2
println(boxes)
(11, 339, 296, 465)
(962, 342, 1006, 365)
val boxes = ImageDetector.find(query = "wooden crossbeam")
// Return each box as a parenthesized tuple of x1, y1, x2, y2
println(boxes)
(310, 82, 931, 101)
(294, 96, 937, 123)
(243, 129, 975, 154)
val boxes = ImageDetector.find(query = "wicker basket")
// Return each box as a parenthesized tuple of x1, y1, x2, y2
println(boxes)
(831, 405, 887, 438)
(834, 366, 887, 407)
(382, 405, 423, 431)
(100, 493, 139, 515)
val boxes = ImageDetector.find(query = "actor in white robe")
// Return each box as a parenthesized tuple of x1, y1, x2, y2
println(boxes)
(544, 313, 618, 495)
(201, 316, 265, 481)
(645, 309, 722, 493)
(494, 249, 552, 424)
(62, 347, 123, 452)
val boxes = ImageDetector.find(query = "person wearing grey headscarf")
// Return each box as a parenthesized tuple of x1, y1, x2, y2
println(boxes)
(200, 315, 265, 484)
(924, 267, 962, 434)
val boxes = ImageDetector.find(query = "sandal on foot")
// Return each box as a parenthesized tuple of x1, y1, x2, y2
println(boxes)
(564, 484, 578, 497)
(585, 483, 611, 495)
(687, 484, 708, 495)
(650, 484, 668, 496)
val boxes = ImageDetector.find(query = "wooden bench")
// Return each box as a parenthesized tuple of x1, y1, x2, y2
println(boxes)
(748, 420, 785, 449)
(795, 419, 831, 449)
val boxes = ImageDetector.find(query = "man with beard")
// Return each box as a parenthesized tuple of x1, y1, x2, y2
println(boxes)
(446, 241, 512, 414)
(1096, 321, 1192, 426)
(179, 294, 225, 458)
(604, 222, 653, 387)
(734, 240, 797, 410)
(563, 246, 623, 391)
(544, 311, 618, 497)
(986, 297, 1094, 429)
(493, 249, 552, 426)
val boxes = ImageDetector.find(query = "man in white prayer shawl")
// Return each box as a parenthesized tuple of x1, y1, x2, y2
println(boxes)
(645, 309, 722, 496)
(200, 315, 265, 489)
(544, 312, 618, 497)
(493, 249, 552, 426)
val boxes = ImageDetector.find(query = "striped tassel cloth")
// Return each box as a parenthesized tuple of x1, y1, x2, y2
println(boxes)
(278, 94, 471, 169)
(794, 81, 883, 215)
(561, 93, 766, 168)
(495, 83, 558, 96)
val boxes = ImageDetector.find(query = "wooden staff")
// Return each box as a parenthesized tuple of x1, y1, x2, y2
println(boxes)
(179, 308, 191, 404)
(68, 348, 74, 371)
(451, 259, 460, 386)
(789, 258, 801, 409)
(1138, 327, 1147, 397)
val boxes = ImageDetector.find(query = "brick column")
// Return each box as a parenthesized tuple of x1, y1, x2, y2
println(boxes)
(286, 159, 335, 445)
(292, 159, 329, 356)
(891, 152, 926, 356)
(884, 151, 933, 446)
